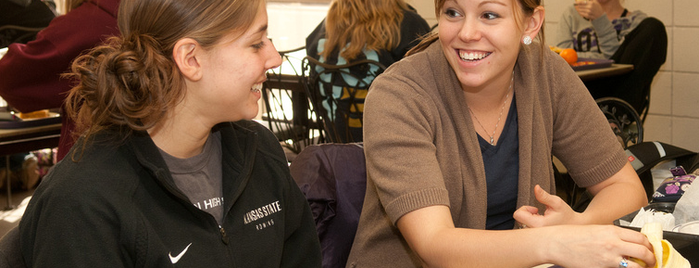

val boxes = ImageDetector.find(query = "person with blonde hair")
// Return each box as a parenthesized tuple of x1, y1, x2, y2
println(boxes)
(347, 0, 657, 267)
(19, 0, 322, 266)
(305, 0, 430, 142)
(306, 0, 430, 68)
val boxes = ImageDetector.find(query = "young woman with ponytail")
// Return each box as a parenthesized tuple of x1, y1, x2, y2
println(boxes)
(19, 0, 322, 266)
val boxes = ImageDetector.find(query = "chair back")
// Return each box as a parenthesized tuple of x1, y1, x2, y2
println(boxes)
(262, 46, 320, 157)
(586, 17, 668, 122)
(289, 143, 366, 268)
(301, 56, 386, 143)
(596, 97, 644, 149)
(0, 25, 45, 48)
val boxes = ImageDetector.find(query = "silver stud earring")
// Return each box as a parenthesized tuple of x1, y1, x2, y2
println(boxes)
(523, 36, 532, 45)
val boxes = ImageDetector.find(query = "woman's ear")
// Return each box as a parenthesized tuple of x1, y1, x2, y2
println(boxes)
(523, 6, 545, 41)
(173, 38, 203, 81)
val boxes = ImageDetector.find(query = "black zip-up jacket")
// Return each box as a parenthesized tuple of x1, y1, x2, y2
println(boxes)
(20, 121, 322, 267)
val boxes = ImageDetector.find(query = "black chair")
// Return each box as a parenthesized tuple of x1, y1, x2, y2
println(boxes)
(596, 97, 644, 149)
(301, 56, 386, 143)
(586, 17, 668, 123)
(262, 46, 320, 156)
(556, 97, 645, 210)
(0, 25, 45, 48)
(289, 143, 366, 268)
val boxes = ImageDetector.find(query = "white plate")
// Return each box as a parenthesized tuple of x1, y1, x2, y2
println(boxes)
(672, 221, 699, 235)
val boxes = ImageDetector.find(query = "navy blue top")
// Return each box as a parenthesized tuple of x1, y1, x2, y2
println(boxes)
(480, 97, 519, 230)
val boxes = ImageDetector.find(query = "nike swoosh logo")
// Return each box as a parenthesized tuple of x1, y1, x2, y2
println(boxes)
(168, 243, 192, 264)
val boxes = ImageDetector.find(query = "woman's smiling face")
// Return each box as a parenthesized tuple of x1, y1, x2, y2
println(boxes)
(438, 0, 525, 91)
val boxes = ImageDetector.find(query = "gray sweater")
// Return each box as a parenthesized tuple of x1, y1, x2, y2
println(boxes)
(346, 41, 627, 267)
(554, 5, 648, 59)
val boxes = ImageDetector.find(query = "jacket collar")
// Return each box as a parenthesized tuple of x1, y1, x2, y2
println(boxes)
(128, 122, 259, 213)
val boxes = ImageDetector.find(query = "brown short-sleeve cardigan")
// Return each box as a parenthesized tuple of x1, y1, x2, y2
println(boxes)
(346, 41, 627, 267)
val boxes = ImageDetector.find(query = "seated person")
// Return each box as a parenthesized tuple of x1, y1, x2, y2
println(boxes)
(553, 0, 647, 59)
(345, 0, 656, 267)
(19, 0, 321, 266)
(305, 0, 430, 142)
(554, 0, 666, 115)
(0, 0, 55, 47)
(0, 0, 120, 161)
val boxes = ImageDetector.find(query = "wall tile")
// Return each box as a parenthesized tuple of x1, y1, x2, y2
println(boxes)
(672, 117, 699, 151)
(672, 27, 699, 73)
(674, 0, 699, 26)
(625, 0, 673, 25)
(543, 0, 569, 24)
(661, 27, 672, 72)
(409, 0, 437, 22)
(643, 115, 673, 144)
(672, 72, 699, 117)
(649, 70, 672, 115)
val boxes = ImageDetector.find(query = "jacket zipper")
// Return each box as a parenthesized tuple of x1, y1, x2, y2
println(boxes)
(219, 225, 229, 244)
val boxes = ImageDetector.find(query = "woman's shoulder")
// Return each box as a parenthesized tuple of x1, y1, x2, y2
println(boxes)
(223, 121, 288, 162)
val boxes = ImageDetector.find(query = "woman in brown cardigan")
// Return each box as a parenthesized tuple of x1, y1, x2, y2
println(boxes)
(346, 0, 655, 267)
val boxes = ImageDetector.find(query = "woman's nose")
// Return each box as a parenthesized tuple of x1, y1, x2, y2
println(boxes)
(266, 40, 283, 70)
(458, 19, 482, 42)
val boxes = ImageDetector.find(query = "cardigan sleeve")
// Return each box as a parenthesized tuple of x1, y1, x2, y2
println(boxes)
(362, 62, 451, 224)
(545, 49, 628, 187)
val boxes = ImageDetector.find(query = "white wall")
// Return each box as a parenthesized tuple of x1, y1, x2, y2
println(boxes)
(412, 1, 699, 152)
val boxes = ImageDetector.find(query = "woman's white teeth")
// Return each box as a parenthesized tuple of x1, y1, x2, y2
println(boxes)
(459, 51, 489, 61)
(252, 83, 262, 93)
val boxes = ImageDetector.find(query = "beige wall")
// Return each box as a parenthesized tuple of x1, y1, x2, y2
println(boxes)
(412, 1, 699, 152)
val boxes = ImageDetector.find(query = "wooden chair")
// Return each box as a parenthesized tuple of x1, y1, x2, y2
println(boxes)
(261, 46, 320, 156)
(301, 56, 386, 143)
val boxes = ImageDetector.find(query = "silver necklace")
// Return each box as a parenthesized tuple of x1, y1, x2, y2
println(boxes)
(468, 71, 514, 145)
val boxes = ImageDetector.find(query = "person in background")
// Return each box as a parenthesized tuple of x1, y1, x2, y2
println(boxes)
(0, 0, 120, 162)
(19, 0, 322, 266)
(554, 0, 666, 118)
(0, 0, 56, 190)
(0, 0, 56, 47)
(306, 0, 431, 69)
(305, 0, 431, 142)
(346, 0, 655, 267)
(553, 0, 647, 59)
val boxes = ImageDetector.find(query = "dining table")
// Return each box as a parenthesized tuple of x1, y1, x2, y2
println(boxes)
(0, 117, 61, 210)
(263, 49, 635, 121)
(574, 63, 634, 82)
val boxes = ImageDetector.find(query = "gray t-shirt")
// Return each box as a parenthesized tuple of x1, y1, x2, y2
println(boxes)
(159, 131, 224, 224)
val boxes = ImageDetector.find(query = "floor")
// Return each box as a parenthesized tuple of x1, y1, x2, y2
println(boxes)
(0, 187, 34, 238)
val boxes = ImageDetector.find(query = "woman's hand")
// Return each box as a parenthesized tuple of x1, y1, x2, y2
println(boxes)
(513, 185, 582, 227)
(574, 0, 605, 20)
(543, 224, 656, 268)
